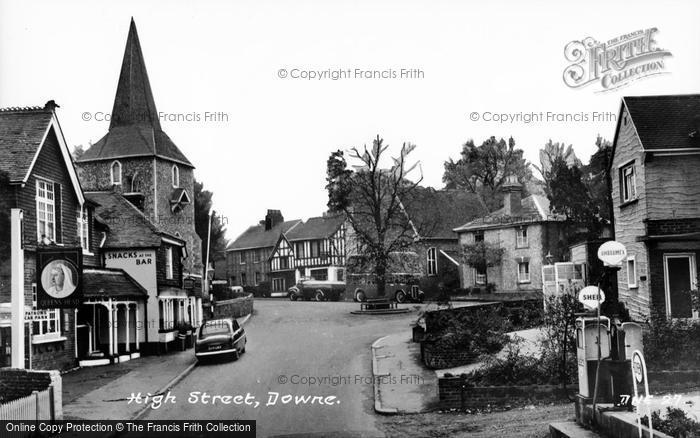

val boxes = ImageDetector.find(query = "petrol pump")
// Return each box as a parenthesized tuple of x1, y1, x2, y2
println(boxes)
(575, 315, 611, 399)
(574, 240, 646, 426)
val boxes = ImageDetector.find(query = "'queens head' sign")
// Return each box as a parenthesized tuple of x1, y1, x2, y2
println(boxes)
(37, 247, 83, 308)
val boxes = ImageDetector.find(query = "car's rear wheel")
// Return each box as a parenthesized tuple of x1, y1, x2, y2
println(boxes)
(289, 292, 298, 301)
(395, 290, 407, 303)
(355, 290, 366, 302)
(314, 290, 325, 301)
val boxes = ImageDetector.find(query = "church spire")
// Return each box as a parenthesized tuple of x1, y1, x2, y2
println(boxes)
(110, 18, 161, 131)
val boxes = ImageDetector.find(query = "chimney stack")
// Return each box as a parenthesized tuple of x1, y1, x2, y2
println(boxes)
(264, 209, 284, 231)
(44, 100, 59, 112)
(501, 175, 523, 217)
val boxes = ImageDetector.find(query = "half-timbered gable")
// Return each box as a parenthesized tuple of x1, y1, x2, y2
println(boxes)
(226, 210, 301, 293)
(266, 214, 347, 293)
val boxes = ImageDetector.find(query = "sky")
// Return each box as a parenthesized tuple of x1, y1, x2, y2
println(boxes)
(2, 0, 699, 242)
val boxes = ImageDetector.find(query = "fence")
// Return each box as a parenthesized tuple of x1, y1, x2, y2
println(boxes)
(0, 385, 55, 421)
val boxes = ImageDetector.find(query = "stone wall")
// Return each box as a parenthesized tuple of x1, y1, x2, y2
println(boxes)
(211, 293, 254, 319)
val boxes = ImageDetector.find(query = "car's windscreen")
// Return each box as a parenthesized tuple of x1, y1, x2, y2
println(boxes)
(200, 321, 230, 337)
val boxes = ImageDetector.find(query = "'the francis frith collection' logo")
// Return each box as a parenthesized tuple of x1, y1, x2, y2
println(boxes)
(563, 28, 672, 92)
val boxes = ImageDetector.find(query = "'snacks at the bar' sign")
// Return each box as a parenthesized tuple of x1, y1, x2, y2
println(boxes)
(37, 247, 83, 308)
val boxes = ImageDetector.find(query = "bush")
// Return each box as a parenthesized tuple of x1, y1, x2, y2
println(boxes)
(427, 306, 510, 357)
(497, 300, 543, 331)
(461, 338, 577, 387)
(644, 309, 700, 370)
(541, 287, 583, 386)
(641, 407, 700, 438)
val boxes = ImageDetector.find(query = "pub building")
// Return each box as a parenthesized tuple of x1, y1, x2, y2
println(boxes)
(0, 19, 204, 369)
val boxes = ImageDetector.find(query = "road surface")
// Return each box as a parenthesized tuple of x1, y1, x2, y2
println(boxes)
(144, 299, 424, 437)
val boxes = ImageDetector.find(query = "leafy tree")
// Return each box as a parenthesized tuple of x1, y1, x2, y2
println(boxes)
(194, 179, 228, 268)
(534, 139, 581, 187)
(443, 136, 533, 212)
(461, 241, 505, 286)
(326, 136, 423, 296)
(582, 136, 614, 227)
(71, 144, 85, 161)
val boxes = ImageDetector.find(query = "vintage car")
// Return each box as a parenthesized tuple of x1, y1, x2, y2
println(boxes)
(348, 273, 425, 303)
(195, 318, 246, 361)
(288, 277, 345, 301)
(346, 253, 426, 303)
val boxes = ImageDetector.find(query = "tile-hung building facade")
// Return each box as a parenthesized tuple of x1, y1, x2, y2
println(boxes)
(75, 19, 203, 355)
(454, 177, 566, 294)
(226, 210, 301, 292)
(0, 102, 92, 370)
(268, 214, 347, 294)
(610, 94, 700, 321)
(0, 102, 148, 370)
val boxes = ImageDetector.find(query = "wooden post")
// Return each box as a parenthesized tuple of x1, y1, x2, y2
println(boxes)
(10, 209, 25, 368)
(33, 390, 39, 421)
(49, 384, 55, 421)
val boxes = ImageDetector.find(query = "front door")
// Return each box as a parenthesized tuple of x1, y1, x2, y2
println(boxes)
(664, 254, 697, 318)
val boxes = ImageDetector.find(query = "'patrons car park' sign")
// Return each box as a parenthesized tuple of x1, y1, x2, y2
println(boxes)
(578, 285, 605, 310)
(36, 246, 83, 308)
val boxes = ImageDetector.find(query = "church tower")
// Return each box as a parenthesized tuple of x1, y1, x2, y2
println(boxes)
(76, 18, 202, 274)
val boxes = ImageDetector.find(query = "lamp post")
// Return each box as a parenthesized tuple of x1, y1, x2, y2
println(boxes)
(204, 208, 213, 306)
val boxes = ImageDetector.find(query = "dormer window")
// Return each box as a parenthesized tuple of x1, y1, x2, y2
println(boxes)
(111, 161, 122, 185)
(172, 165, 180, 188)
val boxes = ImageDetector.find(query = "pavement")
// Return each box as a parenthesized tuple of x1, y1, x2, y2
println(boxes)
(62, 314, 251, 420)
(371, 333, 439, 414)
(370, 326, 545, 414)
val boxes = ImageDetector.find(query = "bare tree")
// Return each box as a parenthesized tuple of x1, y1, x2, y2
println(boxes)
(326, 135, 423, 296)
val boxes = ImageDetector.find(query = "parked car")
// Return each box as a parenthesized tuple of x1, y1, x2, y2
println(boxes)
(195, 318, 246, 361)
(288, 277, 345, 301)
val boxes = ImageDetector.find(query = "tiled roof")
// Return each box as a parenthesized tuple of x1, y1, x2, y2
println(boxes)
(85, 191, 182, 248)
(77, 19, 193, 167)
(82, 268, 147, 299)
(80, 126, 193, 166)
(454, 195, 561, 232)
(227, 220, 301, 251)
(623, 94, 700, 150)
(286, 215, 345, 241)
(0, 107, 53, 182)
(402, 187, 487, 239)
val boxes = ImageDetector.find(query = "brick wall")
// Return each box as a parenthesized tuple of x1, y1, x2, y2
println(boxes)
(0, 369, 51, 403)
(211, 293, 254, 319)
(421, 341, 480, 369)
(438, 377, 575, 409)
(646, 218, 700, 236)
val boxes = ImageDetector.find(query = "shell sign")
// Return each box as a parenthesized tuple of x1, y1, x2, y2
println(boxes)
(597, 241, 627, 267)
(578, 285, 606, 310)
